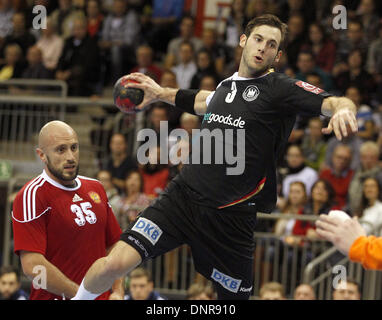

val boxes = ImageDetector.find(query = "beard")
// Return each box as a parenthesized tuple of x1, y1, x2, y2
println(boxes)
(46, 156, 79, 185)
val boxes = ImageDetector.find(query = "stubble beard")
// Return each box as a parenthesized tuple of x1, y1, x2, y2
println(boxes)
(46, 156, 79, 185)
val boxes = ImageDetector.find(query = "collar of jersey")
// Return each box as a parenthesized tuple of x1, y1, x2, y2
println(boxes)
(42, 170, 82, 191)
(231, 70, 273, 81)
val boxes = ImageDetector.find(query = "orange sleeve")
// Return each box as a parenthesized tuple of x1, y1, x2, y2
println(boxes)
(349, 236, 382, 270)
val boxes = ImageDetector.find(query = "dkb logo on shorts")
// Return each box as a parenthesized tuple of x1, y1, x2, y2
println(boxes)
(131, 217, 163, 245)
(211, 268, 242, 293)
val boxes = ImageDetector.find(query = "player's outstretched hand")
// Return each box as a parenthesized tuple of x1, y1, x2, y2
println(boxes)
(322, 108, 358, 141)
(124, 72, 163, 111)
(315, 214, 366, 255)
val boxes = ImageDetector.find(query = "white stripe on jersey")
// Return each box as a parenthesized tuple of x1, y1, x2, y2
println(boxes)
(12, 206, 51, 223)
(31, 178, 46, 220)
(23, 175, 42, 222)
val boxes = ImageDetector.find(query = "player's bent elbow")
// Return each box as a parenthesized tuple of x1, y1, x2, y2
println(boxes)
(20, 251, 44, 279)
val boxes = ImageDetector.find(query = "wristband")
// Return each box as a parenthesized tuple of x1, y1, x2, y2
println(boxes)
(174, 89, 199, 115)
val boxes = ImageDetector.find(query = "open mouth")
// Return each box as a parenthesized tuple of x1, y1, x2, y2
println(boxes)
(64, 165, 76, 170)
(254, 56, 263, 63)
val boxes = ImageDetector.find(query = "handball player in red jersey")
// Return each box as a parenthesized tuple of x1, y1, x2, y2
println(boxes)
(12, 121, 123, 300)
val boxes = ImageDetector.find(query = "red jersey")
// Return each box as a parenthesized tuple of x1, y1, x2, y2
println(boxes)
(12, 170, 122, 300)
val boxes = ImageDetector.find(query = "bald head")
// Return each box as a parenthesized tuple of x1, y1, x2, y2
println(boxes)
(38, 121, 77, 150)
(37, 121, 80, 186)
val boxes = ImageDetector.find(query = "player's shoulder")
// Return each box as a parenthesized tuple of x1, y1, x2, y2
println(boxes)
(77, 175, 103, 188)
(14, 173, 47, 202)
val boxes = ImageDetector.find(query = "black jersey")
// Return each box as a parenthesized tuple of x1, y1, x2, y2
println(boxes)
(178, 71, 331, 213)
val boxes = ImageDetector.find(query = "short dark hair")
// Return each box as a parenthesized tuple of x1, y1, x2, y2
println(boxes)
(244, 14, 288, 50)
(0, 265, 20, 282)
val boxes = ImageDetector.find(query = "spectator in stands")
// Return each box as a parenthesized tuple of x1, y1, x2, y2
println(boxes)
(224, 45, 243, 78)
(190, 49, 218, 90)
(348, 141, 382, 215)
(117, 169, 151, 230)
(22, 45, 53, 79)
(171, 41, 197, 89)
(285, 13, 306, 70)
(0, 0, 13, 41)
(345, 86, 376, 141)
(356, 0, 380, 43)
(335, 19, 368, 65)
(165, 15, 202, 69)
(99, 0, 140, 83)
(130, 44, 162, 83)
(186, 282, 216, 300)
(146, 104, 170, 137)
(332, 279, 361, 300)
(96, 169, 121, 218)
(200, 28, 230, 77)
(293, 283, 316, 300)
(356, 177, 382, 236)
(139, 145, 170, 199)
(49, 0, 85, 40)
(301, 22, 336, 73)
(259, 282, 286, 300)
(101, 133, 138, 193)
(125, 267, 166, 300)
(324, 130, 362, 172)
(320, 144, 354, 210)
(1, 12, 35, 59)
(224, 0, 249, 49)
(159, 69, 181, 130)
(149, 0, 184, 57)
(86, 0, 104, 40)
(0, 43, 25, 80)
(300, 117, 327, 172)
(36, 17, 64, 72)
(55, 16, 101, 96)
(279, 0, 316, 25)
(274, 181, 308, 242)
(295, 50, 333, 92)
(199, 74, 218, 91)
(366, 22, 382, 82)
(280, 144, 318, 199)
(0, 266, 28, 300)
(335, 49, 376, 104)
(292, 179, 338, 240)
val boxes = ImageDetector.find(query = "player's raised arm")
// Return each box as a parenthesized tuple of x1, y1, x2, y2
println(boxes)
(320, 96, 358, 141)
(124, 72, 211, 115)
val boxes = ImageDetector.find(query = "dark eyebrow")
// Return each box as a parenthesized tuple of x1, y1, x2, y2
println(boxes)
(253, 33, 278, 45)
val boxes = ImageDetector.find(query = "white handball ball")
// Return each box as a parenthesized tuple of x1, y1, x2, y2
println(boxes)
(328, 210, 351, 222)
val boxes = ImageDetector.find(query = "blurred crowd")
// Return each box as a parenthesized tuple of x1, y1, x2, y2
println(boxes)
(2, 0, 382, 300)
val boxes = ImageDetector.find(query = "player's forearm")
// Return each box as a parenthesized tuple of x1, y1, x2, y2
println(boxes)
(158, 88, 211, 115)
(321, 96, 357, 117)
(20, 252, 78, 298)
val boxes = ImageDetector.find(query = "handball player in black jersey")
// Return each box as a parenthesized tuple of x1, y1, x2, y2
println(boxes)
(73, 14, 358, 300)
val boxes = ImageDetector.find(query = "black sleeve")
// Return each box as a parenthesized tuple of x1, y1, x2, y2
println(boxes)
(275, 74, 332, 117)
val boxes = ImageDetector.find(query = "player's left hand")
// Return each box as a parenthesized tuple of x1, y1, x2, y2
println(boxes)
(322, 108, 358, 141)
(315, 215, 366, 255)
(109, 292, 124, 300)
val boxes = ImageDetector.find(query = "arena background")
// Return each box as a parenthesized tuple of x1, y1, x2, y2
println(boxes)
(0, 0, 382, 300)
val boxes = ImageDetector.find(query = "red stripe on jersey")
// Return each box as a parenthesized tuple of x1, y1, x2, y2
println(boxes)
(217, 177, 266, 209)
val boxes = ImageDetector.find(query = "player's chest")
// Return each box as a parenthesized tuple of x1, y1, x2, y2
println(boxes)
(203, 81, 278, 130)
(45, 189, 107, 232)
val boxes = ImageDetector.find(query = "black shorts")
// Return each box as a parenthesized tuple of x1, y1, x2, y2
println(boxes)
(120, 177, 258, 299)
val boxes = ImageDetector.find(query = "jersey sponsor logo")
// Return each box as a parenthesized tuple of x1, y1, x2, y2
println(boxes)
(242, 85, 260, 102)
(295, 80, 324, 94)
(72, 194, 83, 202)
(131, 217, 163, 245)
(211, 268, 242, 293)
(88, 191, 101, 204)
(202, 112, 245, 128)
